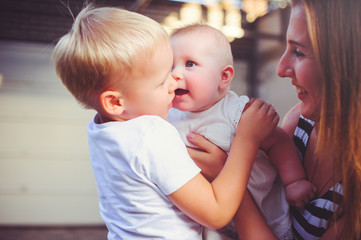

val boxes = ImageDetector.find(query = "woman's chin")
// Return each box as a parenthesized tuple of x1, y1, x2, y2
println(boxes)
(300, 103, 320, 122)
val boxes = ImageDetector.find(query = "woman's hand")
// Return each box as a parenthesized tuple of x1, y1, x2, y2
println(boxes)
(186, 132, 228, 182)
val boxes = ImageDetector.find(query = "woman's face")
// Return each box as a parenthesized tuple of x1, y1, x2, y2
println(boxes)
(277, 4, 322, 122)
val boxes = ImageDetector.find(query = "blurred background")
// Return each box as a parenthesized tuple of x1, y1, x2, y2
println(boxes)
(0, 0, 298, 238)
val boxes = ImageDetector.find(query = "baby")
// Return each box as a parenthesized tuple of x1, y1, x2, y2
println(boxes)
(167, 24, 316, 240)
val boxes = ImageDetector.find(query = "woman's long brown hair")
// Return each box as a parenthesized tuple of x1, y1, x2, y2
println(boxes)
(293, 0, 361, 238)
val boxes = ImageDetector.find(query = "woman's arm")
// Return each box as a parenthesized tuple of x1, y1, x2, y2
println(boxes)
(234, 190, 278, 240)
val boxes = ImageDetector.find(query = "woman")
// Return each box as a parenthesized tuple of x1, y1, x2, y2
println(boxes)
(189, 0, 361, 239)
(278, 0, 361, 239)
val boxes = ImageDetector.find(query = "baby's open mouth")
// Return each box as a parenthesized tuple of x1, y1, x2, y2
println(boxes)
(175, 89, 189, 95)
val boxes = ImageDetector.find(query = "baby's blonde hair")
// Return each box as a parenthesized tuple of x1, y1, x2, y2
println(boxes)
(171, 24, 233, 66)
(53, 4, 169, 109)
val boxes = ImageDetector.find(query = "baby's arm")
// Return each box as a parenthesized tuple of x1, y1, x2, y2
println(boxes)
(168, 99, 279, 229)
(260, 127, 317, 208)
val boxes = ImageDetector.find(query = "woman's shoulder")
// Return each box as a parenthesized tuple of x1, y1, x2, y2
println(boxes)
(281, 103, 301, 137)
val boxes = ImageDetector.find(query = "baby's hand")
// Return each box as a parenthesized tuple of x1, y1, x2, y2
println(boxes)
(237, 99, 279, 146)
(285, 179, 317, 208)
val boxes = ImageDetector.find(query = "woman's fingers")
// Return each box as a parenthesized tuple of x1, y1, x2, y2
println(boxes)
(187, 132, 216, 154)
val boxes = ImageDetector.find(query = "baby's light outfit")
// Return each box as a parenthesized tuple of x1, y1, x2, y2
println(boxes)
(168, 91, 292, 240)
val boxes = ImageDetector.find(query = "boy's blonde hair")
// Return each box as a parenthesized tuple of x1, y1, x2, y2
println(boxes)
(53, 5, 169, 109)
(171, 24, 233, 66)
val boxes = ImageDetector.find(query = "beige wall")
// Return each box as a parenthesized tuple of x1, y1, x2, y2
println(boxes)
(0, 41, 102, 225)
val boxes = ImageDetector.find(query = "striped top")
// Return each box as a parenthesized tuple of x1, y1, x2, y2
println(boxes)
(291, 115, 343, 240)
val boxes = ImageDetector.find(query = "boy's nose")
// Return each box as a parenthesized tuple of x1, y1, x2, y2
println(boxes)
(169, 76, 178, 92)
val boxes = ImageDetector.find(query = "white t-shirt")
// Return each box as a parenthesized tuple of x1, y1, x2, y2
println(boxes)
(168, 91, 292, 239)
(87, 115, 201, 240)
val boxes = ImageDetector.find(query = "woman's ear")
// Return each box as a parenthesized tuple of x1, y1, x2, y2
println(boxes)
(219, 65, 234, 90)
(99, 91, 124, 116)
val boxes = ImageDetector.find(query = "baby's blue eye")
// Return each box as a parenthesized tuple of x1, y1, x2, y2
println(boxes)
(186, 61, 195, 67)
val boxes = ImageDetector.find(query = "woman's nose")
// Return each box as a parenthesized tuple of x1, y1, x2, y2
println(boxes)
(276, 52, 294, 78)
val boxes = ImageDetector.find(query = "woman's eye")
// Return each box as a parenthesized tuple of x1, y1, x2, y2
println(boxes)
(186, 61, 195, 67)
(294, 48, 305, 57)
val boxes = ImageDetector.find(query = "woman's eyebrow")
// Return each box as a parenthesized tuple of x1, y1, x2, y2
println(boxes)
(288, 40, 306, 48)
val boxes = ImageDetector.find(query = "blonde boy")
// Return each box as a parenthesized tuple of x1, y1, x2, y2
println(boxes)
(53, 5, 279, 240)
(168, 24, 316, 240)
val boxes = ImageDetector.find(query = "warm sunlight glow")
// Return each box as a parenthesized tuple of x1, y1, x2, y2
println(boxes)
(243, 0, 268, 23)
(164, 0, 289, 39)
(162, 1, 244, 42)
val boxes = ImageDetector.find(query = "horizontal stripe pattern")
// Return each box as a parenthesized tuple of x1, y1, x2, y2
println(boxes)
(291, 116, 343, 240)
(293, 116, 314, 163)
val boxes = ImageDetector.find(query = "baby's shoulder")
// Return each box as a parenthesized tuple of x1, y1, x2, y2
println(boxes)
(224, 91, 250, 125)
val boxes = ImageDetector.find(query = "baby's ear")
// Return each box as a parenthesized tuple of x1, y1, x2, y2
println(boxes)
(99, 91, 125, 116)
(219, 65, 234, 90)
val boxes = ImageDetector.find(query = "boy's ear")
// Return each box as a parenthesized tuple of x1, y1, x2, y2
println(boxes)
(100, 91, 125, 116)
(219, 65, 234, 90)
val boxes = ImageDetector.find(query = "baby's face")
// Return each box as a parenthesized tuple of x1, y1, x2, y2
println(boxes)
(170, 33, 225, 112)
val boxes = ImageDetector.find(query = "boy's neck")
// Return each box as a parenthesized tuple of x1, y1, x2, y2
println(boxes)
(96, 113, 125, 124)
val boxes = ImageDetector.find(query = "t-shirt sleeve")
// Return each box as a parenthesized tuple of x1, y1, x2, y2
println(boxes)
(230, 95, 250, 129)
(143, 119, 201, 196)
